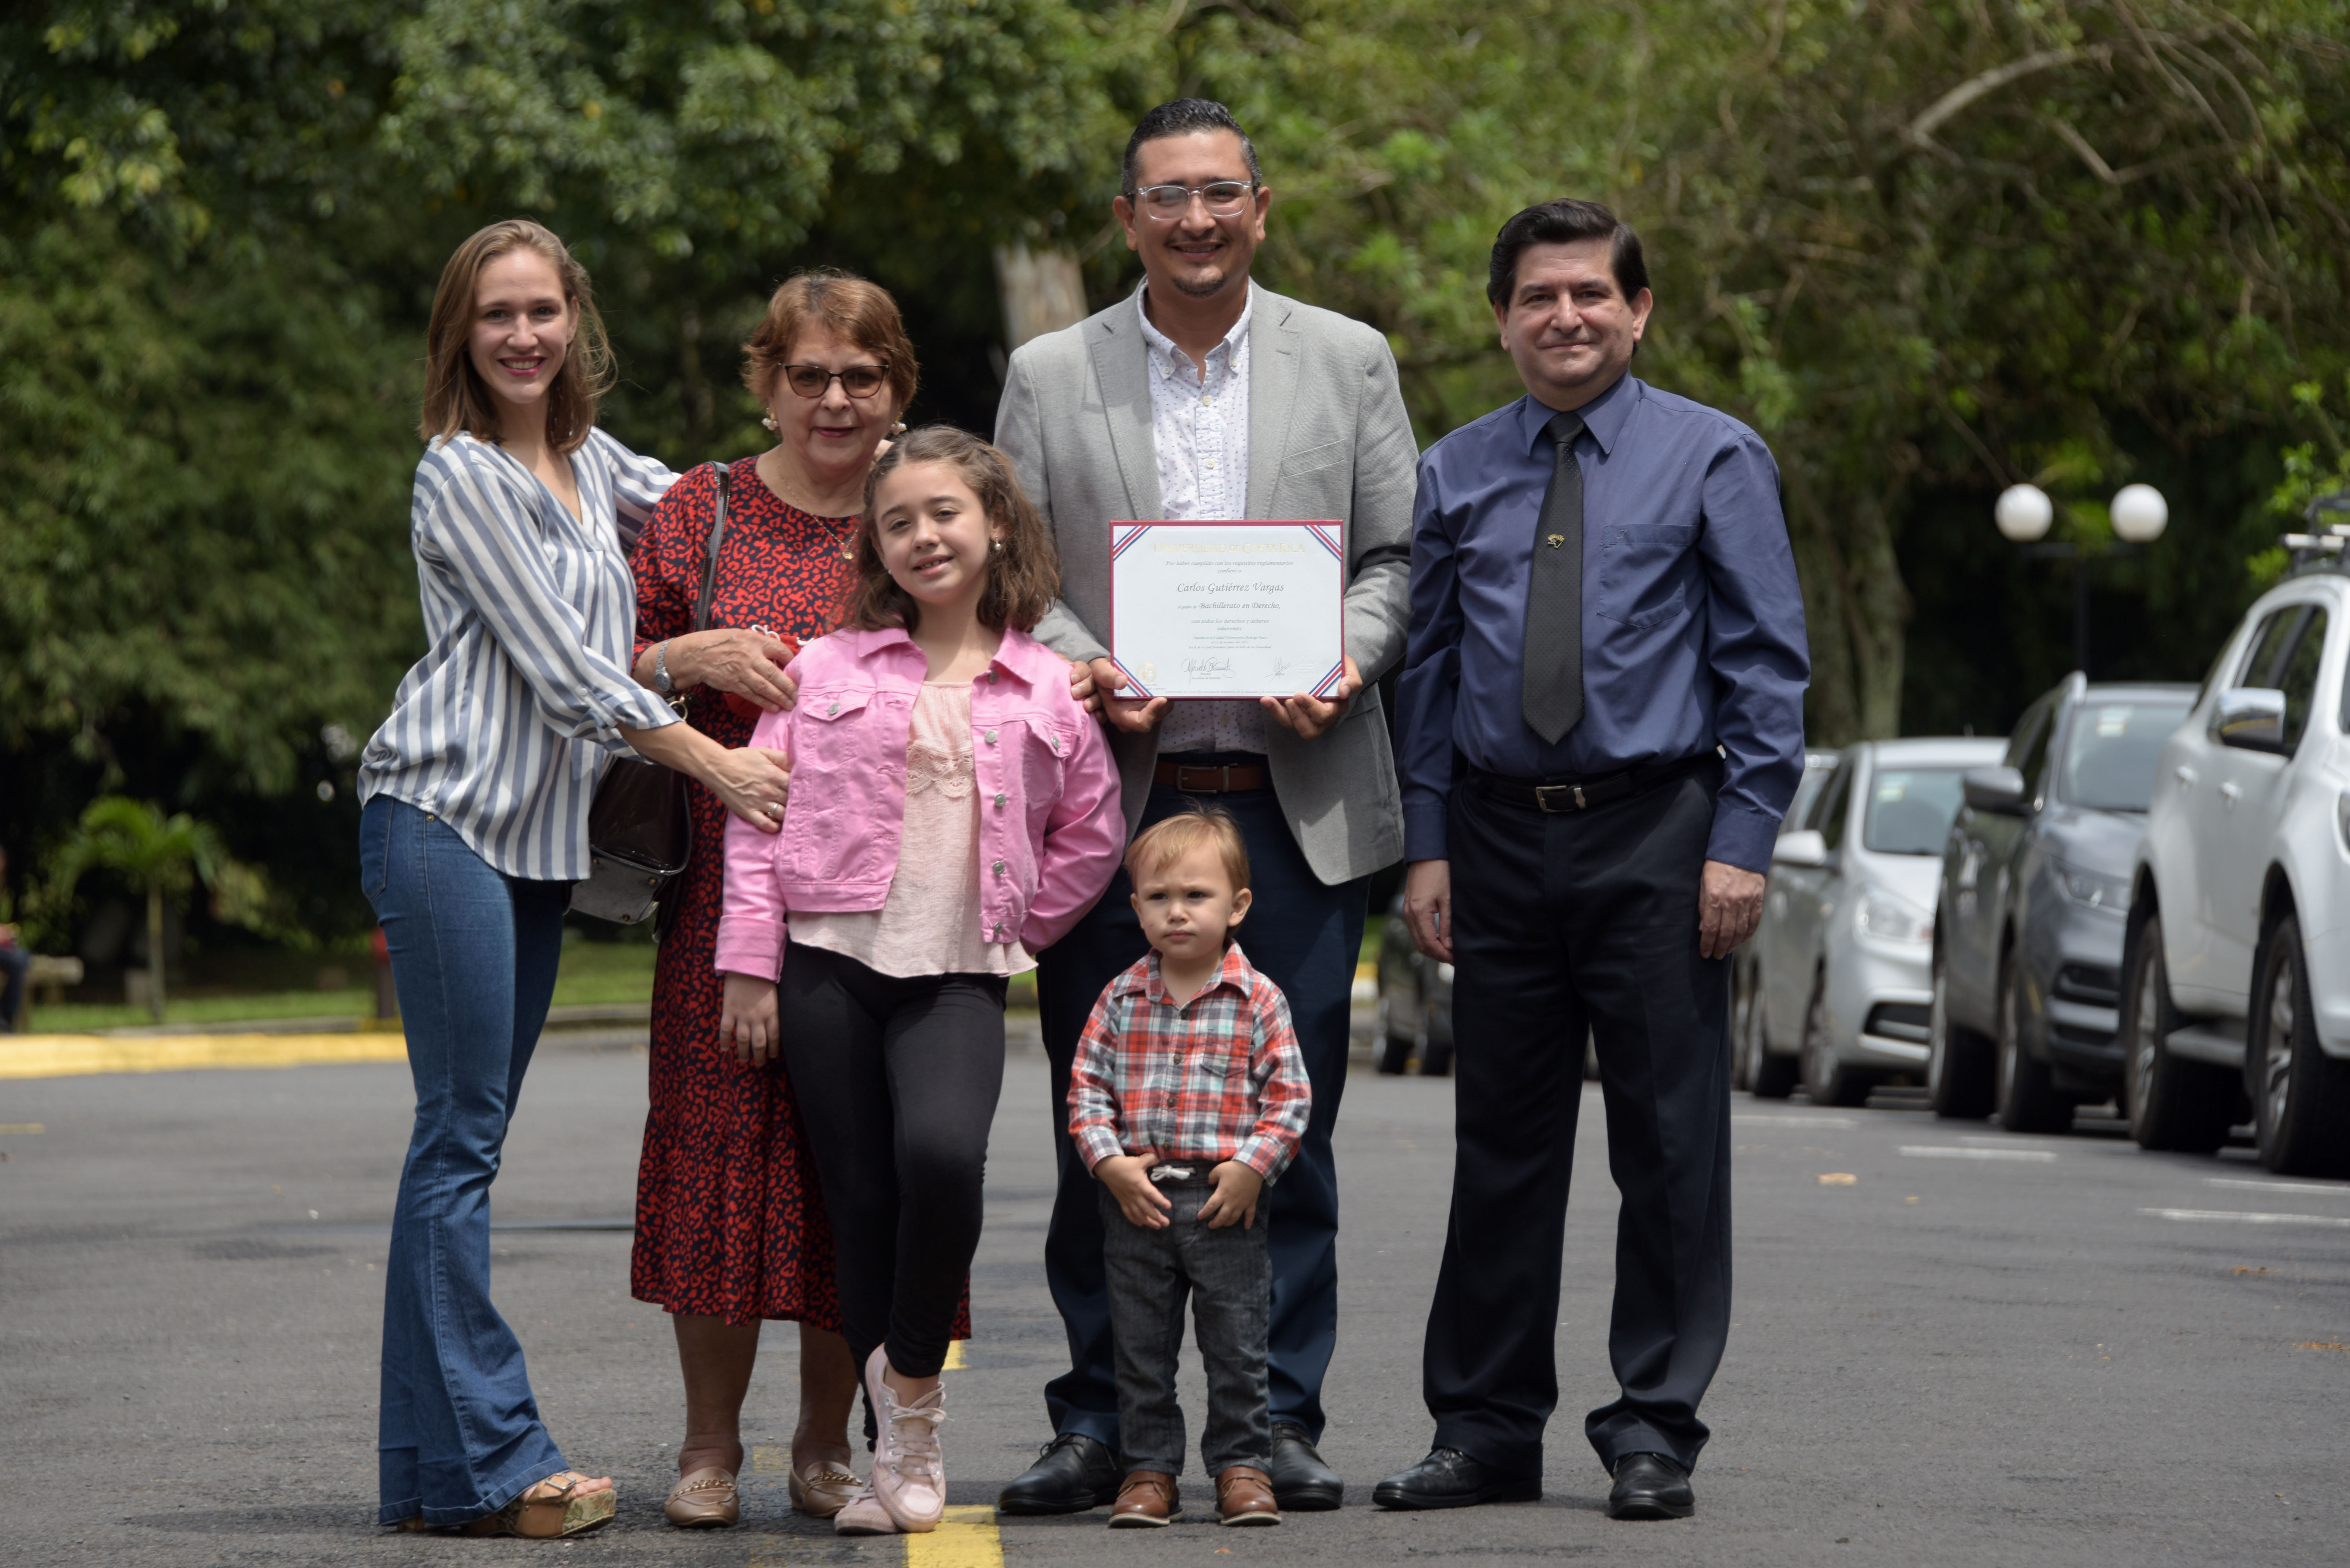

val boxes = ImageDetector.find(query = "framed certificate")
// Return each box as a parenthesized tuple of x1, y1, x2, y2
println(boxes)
(1107, 520, 1347, 699)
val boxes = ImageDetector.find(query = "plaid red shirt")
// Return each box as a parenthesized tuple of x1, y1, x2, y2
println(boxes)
(1067, 942, 1311, 1183)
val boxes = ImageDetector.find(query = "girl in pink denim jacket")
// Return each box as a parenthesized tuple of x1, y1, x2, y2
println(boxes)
(716, 426, 1122, 1538)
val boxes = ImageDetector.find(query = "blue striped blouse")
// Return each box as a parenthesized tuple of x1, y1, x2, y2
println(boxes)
(359, 428, 683, 882)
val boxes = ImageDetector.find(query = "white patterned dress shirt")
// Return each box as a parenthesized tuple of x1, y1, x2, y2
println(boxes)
(359, 429, 682, 881)
(1136, 289, 1270, 757)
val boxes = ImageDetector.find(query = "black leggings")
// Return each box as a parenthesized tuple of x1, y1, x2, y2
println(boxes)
(778, 943, 1007, 1381)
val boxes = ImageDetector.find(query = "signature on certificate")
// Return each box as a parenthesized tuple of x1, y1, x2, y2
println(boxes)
(1182, 655, 1234, 675)
(1269, 655, 1294, 678)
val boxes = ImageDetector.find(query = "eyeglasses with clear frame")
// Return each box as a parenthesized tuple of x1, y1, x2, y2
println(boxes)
(781, 363, 891, 399)
(1124, 182, 1257, 220)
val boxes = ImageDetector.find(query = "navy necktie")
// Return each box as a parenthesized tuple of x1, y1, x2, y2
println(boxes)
(1521, 410, 1587, 745)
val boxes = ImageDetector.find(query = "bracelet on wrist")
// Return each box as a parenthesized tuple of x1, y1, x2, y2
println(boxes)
(653, 640, 675, 696)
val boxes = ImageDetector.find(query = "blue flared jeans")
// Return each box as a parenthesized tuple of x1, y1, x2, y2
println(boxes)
(361, 796, 572, 1526)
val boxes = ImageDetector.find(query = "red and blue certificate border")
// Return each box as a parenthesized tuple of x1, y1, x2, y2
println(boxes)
(1106, 519, 1348, 701)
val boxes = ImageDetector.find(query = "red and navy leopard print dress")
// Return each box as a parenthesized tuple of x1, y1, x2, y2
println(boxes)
(627, 456, 969, 1337)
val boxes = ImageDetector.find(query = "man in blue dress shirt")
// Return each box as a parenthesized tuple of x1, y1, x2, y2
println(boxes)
(1372, 200, 1809, 1521)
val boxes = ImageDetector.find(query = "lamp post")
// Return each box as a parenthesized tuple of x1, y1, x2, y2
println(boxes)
(1993, 482, 2168, 676)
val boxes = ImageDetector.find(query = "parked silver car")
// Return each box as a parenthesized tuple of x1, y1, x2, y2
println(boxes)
(1730, 750, 1840, 1091)
(1742, 737, 2007, 1103)
(1929, 676, 2195, 1129)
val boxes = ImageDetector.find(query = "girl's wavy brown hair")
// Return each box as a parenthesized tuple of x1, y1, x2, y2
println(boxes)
(419, 219, 612, 454)
(846, 426, 1061, 635)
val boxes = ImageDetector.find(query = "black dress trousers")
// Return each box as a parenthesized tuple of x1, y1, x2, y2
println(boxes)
(1422, 759, 1732, 1476)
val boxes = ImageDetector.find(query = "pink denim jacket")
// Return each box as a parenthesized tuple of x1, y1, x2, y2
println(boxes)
(715, 624, 1124, 980)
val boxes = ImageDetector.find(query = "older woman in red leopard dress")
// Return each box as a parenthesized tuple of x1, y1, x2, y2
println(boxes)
(627, 272, 960, 1528)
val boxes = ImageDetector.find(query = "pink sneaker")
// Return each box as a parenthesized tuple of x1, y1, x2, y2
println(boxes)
(864, 1343, 946, 1532)
(832, 1484, 896, 1536)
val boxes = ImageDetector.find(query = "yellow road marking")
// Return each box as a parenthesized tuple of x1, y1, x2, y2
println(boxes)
(942, 1340, 969, 1371)
(0, 1032, 407, 1080)
(907, 1505, 1003, 1568)
(750, 1444, 789, 1472)
(0, 1123, 44, 1133)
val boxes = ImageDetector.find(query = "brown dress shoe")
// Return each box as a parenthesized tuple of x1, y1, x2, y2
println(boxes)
(1109, 1470, 1181, 1528)
(1216, 1465, 1282, 1527)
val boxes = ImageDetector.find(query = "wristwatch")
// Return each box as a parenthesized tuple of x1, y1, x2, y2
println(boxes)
(653, 640, 675, 696)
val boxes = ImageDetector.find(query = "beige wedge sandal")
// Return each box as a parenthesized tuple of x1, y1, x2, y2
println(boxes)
(460, 1471, 618, 1538)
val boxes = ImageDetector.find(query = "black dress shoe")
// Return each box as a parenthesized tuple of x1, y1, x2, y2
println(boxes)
(1371, 1448, 1541, 1511)
(1606, 1452, 1694, 1520)
(1267, 1422, 1343, 1511)
(997, 1432, 1122, 1515)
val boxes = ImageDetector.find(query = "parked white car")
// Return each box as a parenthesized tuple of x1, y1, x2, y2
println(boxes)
(1743, 737, 2006, 1104)
(2120, 553, 2350, 1173)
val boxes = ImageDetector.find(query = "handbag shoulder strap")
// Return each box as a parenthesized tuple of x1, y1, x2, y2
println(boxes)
(693, 462, 729, 634)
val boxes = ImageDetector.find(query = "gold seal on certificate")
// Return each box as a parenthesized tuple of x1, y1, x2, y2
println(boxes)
(1108, 520, 1347, 699)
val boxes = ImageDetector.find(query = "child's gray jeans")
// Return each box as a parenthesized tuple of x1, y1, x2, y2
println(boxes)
(1097, 1167, 1273, 1477)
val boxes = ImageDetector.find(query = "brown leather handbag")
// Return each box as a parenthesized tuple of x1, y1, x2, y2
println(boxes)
(571, 465, 729, 928)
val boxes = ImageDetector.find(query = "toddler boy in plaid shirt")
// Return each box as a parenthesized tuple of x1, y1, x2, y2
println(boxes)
(1067, 805, 1311, 1529)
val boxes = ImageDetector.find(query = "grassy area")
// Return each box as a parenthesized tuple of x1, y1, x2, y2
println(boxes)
(21, 928, 1369, 1033)
(25, 939, 662, 1033)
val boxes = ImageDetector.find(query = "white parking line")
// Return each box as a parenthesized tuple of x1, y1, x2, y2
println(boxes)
(1959, 1136, 2060, 1150)
(2141, 1208, 2350, 1228)
(2209, 1177, 2350, 1197)
(1899, 1146, 2057, 1161)
(1734, 1115, 1859, 1127)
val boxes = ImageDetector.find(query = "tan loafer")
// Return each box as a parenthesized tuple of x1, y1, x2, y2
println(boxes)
(664, 1465, 739, 1528)
(1216, 1465, 1282, 1527)
(1109, 1469, 1181, 1528)
(789, 1456, 863, 1519)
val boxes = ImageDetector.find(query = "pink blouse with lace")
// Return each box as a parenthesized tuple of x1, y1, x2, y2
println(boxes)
(790, 680, 1036, 979)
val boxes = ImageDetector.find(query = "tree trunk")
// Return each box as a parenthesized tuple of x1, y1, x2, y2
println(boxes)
(992, 245, 1087, 351)
(145, 881, 166, 1023)
(1783, 462, 1914, 746)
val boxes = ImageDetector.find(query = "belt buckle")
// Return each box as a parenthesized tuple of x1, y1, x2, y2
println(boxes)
(1179, 765, 1231, 793)
(1534, 783, 1587, 813)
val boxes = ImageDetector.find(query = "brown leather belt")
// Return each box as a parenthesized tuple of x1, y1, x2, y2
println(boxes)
(1154, 759, 1268, 793)
(1470, 751, 1716, 814)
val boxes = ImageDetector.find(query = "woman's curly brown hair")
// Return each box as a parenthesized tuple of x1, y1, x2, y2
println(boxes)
(845, 426, 1061, 634)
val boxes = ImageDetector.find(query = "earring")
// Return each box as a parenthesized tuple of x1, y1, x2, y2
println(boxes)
(890, 419, 908, 435)
(761, 414, 778, 432)
(991, 539, 1004, 553)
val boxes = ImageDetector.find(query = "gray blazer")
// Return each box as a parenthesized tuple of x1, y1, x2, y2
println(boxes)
(995, 283, 1417, 885)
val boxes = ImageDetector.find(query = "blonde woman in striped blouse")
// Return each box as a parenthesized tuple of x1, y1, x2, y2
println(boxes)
(357, 220, 792, 1539)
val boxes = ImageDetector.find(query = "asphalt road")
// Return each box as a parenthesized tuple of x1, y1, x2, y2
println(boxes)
(3, 1030, 2346, 1568)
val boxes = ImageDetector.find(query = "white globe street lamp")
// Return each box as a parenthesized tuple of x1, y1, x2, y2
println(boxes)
(1994, 483, 2055, 543)
(2109, 483, 2169, 545)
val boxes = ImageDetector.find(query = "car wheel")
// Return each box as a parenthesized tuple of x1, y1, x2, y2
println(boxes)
(1747, 986, 1799, 1099)
(1928, 946, 1995, 1120)
(1800, 974, 1870, 1107)
(2120, 911, 2234, 1154)
(1994, 954, 2073, 1134)
(2249, 915, 2350, 1176)
(1374, 993, 1413, 1075)
(1731, 963, 1756, 1093)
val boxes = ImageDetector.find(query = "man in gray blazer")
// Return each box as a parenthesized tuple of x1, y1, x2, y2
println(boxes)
(994, 99, 1417, 1517)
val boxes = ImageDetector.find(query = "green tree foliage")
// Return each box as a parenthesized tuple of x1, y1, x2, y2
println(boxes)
(6, 0, 2349, 955)
(0, 0, 1153, 942)
(1159, 0, 2350, 740)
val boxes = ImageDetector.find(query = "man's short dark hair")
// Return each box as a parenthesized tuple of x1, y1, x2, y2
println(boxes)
(1487, 199, 1648, 309)
(1122, 99, 1263, 194)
